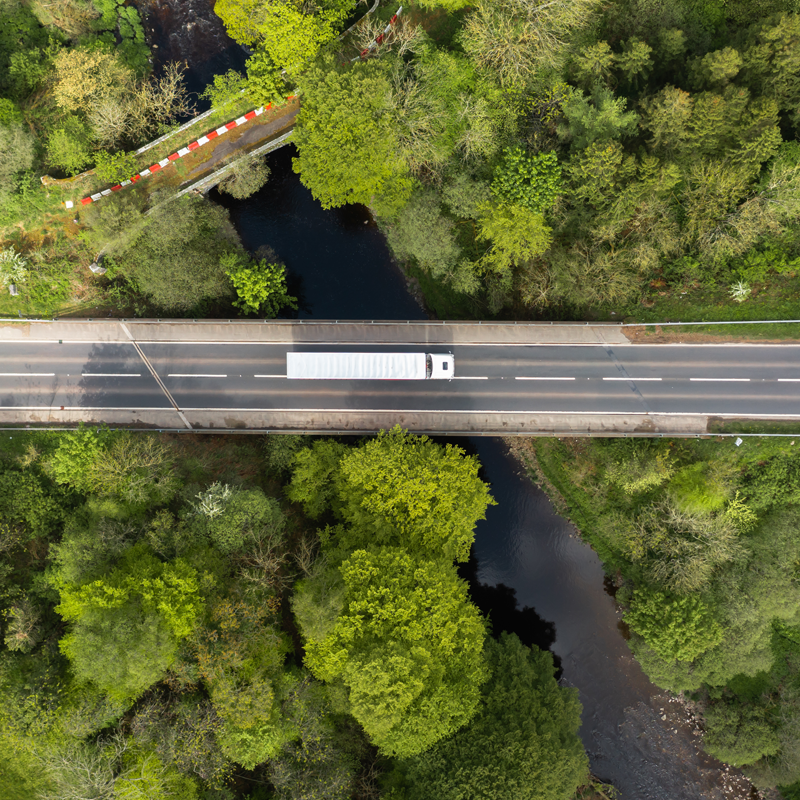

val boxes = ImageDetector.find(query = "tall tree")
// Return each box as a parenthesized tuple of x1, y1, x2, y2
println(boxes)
(293, 59, 413, 214)
(296, 546, 488, 757)
(403, 633, 588, 800)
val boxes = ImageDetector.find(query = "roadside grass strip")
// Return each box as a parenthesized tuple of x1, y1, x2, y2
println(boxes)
(65, 97, 296, 210)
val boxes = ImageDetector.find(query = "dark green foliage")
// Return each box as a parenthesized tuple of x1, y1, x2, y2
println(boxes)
(531, 436, 800, 784)
(704, 703, 780, 766)
(0, 426, 583, 799)
(0, 123, 35, 195)
(46, 116, 93, 175)
(108, 196, 241, 312)
(402, 633, 588, 800)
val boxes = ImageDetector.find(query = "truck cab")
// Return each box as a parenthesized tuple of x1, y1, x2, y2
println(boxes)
(427, 353, 455, 379)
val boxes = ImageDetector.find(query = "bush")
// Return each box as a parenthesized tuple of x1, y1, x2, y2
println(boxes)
(224, 255, 297, 316)
(46, 116, 93, 175)
(94, 150, 139, 184)
(218, 154, 271, 200)
(0, 123, 35, 193)
(624, 589, 723, 662)
(0, 247, 28, 286)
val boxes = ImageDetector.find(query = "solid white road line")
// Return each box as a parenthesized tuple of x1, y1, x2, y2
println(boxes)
(690, 378, 750, 382)
(167, 373, 227, 378)
(254, 374, 286, 378)
(0, 372, 55, 376)
(515, 376, 576, 381)
(778, 379, 800, 382)
(81, 373, 141, 377)
(603, 377, 662, 381)
(452, 376, 489, 380)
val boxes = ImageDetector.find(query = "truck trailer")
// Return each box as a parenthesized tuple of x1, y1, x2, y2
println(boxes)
(286, 352, 454, 380)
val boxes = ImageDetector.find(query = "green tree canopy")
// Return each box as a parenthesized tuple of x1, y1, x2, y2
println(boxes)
(625, 588, 723, 663)
(293, 59, 413, 214)
(56, 543, 207, 701)
(224, 255, 297, 316)
(336, 427, 495, 563)
(109, 196, 240, 312)
(297, 546, 488, 757)
(403, 633, 588, 800)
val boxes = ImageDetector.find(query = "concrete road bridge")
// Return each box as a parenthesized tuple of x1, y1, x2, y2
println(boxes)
(0, 319, 797, 436)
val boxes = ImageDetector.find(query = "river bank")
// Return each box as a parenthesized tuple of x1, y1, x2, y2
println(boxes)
(210, 143, 761, 798)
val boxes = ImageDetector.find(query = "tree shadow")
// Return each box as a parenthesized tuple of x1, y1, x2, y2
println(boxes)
(459, 549, 562, 675)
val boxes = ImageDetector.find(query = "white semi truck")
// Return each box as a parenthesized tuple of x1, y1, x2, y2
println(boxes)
(286, 352, 454, 380)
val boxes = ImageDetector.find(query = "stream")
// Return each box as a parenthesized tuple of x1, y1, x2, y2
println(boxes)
(211, 147, 757, 800)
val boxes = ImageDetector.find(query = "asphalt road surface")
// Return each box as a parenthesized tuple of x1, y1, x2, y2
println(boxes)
(1, 340, 800, 419)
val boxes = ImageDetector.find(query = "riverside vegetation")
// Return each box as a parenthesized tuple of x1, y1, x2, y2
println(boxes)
(526, 435, 800, 799)
(0, 426, 589, 800)
(5, 0, 800, 322)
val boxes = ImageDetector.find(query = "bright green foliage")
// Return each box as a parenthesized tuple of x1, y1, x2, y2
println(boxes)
(492, 148, 562, 213)
(200, 69, 247, 109)
(224, 255, 297, 316)
(692, 47, 743, 88)
(293, 60, 413, 214)
(403, 633, 588, 800)
(704, 703, 781, 766)
(57, 543, 206, 700)
(47, 424, 108, 493)
(725, 492, 758, 533)
(625, 589, 723, 662)
(245, 47, 285, 105)
(605, 446, 673, 494)
(669, 462, 731, 514)
(114, 751, 200, 800)
(478, 203, 553, 273)
(93, 150, 139, 184)
(336, 427, 495, 563)
(46, 116, 93, 175)
(301, 546, 488, 757)
(287, 439, 348, 518)
(215, 0, 353, 74)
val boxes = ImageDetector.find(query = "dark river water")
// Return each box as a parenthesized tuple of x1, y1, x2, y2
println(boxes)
(211, 148, 754, 800)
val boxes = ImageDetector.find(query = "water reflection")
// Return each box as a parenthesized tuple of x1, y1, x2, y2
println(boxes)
(210, 146, 427, 321)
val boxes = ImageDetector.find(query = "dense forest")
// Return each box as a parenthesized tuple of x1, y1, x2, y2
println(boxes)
(0, 427, 588, 800)
(3, 0, 800, 321)
(527, 434, 800, 798)
(4, 0, 800, 796)
(233, 0, 800, 319)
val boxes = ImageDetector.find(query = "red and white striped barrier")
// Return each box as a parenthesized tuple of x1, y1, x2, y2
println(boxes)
(65, 96, 296, 209)
(350, 6, 403, 62)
